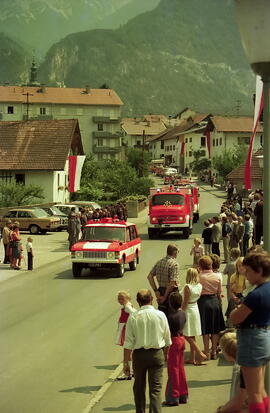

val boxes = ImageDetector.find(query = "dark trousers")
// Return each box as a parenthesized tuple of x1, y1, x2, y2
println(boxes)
(212, 242, 220, 256)
(132, 348, 164, 413)
(255, 225, 263, 246)
(27, 252, 33, 270)
(4, 243, 10, 264)
(243, 234, 250, 257)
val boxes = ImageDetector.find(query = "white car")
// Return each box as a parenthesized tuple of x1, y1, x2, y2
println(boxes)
(164, 167, 178, 176)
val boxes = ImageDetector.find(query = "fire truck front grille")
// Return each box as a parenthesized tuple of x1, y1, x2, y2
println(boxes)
(83, 251, 107, 259)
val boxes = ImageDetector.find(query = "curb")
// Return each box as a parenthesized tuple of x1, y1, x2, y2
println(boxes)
(82, 363, 123, 413)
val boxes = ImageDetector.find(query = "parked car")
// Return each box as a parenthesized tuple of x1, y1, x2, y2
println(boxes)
(54, 204, 79, 216)
(0, 208, 60, 234)
(40, 206, 68, 231)
(71, 201, 102, 210)
(71, 217, 141, 278)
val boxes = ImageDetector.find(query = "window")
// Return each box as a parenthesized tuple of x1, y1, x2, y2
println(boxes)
(185, 138, 188, 143)
(4, 210, 17, 218)
(130, 225, 137, 240)
(189, 137, 192, 143)
(170, 145, 172, 151)
(201, 137, 206, 147)
(0, 172, 12, 183)
(173, 145, 175, 150)
(220, 138, 222, 145)
(161, 141, 164, 149)
(98, 138, 103, 146)
(126, 228, 131, 242)
(152, 194, 185, 206)
(189, 151, 192, 157)
(238, 137, 250, 145)
(213, 139, 215, 147)
(98, 123, 103, 131)
(216, 139, 219, 146)
(18, 211, 32, 218)
(15, 174, 25, 184)
(7, 106, 14, 114)
(40, 107, 46, 115)
(136, 140, 141, 146)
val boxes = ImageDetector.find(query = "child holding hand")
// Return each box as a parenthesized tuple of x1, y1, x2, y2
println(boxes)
(115, 290, 136, 380)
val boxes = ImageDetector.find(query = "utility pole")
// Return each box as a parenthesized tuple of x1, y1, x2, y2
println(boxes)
(23, 92, 33, 120)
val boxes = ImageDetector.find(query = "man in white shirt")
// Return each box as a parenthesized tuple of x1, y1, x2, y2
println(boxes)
(123, 289, 171, 413)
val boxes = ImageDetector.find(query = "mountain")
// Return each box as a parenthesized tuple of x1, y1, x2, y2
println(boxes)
(0, 0, 159, 57)
(38, 0, 255, 116)
(0, 33, 31, 85)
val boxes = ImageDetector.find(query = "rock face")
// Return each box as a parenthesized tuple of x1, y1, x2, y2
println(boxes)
(38, 0, 255, 116)
(0, 33, 31, 85)
(0, 0, 159, 56)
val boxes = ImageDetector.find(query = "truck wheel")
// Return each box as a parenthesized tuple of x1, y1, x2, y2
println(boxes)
(29, 224, 40, 235)
(73, 263, 82, 278)
(115, 261, 125, 278)
(148, 228, 155, 239)
(129, 255, 138, 271)
(183, 228, 190, 239)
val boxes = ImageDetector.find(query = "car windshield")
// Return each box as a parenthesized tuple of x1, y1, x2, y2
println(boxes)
(33, 208, 49, 218)
(152, 194, 185, 206)
(83, 226, 125, 242)
(50, 206, 67, 216)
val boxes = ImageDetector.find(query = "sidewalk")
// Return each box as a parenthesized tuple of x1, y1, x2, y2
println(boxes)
(0, 230, 70, 282)
(89, 347, 232, 413)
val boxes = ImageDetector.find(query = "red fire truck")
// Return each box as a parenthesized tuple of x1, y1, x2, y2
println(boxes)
(147, 187, 194, 239)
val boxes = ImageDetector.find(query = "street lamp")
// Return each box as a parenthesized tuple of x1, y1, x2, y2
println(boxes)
(234, 0, 270, 252)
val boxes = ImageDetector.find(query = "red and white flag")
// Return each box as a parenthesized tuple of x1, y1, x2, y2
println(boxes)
(69, 155, 86, 193)
(244, 76, 264, 190)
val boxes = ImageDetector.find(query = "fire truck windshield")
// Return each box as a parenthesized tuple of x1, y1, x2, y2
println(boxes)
(152, 194, 185, 206)
(83, 226, 125, 242)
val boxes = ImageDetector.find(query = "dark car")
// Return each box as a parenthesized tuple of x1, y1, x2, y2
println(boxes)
(41, 206, 68, 231)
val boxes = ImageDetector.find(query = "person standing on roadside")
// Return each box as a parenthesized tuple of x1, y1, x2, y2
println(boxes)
(2, 220, 12, 264)
(123, 289, 171, 413)
(222, 216, 232, 263)
(147, 244, 180, 317)
(211, 216, 222, 256)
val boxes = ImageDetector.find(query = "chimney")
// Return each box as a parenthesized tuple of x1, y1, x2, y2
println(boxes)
(84, 85, 90, 94)
(38, 84, 46, 93)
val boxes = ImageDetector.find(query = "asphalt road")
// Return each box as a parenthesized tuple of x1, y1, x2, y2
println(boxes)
(0, 183, 229, 413)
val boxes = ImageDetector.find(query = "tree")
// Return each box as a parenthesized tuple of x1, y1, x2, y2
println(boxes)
(190, 149, 212, 174)
(127, 148, 152, 177)
(212, 144, 248, 180)
(0, 183, 44, 207)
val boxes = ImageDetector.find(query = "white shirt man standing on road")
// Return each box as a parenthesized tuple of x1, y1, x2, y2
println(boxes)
(123, 289, 171, 413)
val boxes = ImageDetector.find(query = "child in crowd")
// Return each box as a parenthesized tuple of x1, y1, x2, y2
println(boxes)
(223, 248, 241, 302)
(164, 292, 188, 406)
(190, 238, 204, 267)
(225, 258, 245, 323)
(216, 330, 247, 413)
(26, 237, 34, 271)
(115, 290, 136, 380)
(202, 220, 213, 255)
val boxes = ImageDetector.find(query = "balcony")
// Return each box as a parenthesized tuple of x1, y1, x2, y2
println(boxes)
(93, 145, 122, 154)
(92, 116, 120, 123)
(92, 131, 120, 138)
(23, 115, 53, 121)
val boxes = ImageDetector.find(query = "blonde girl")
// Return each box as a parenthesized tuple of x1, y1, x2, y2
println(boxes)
(190, 238, 204, 267)
(216, 331, 247, 413)
(225, 258, 245, 321)
(181, 268, 206, 365)
(115, 290, 136, 380)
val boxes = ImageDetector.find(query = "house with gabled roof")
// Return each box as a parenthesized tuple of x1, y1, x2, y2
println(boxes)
(0, 84, 123, 158)
(147, 113, 211, 172)
(121, 116, 167, 148)
(0, 119, 84, 203)
(226, 149, 263, 191)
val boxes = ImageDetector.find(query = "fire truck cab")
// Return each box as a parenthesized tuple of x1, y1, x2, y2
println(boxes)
(147, 187, 193, 239)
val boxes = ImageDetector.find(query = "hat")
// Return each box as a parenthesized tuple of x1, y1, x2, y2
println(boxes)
(6, 219, 12, 224)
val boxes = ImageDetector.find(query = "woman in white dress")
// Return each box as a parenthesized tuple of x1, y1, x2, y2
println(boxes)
(181, 268, 207, 365)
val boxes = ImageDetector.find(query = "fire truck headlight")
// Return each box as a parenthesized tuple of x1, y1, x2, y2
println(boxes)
(75, 251, 83, 258)
(107, 251, 115, 259)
